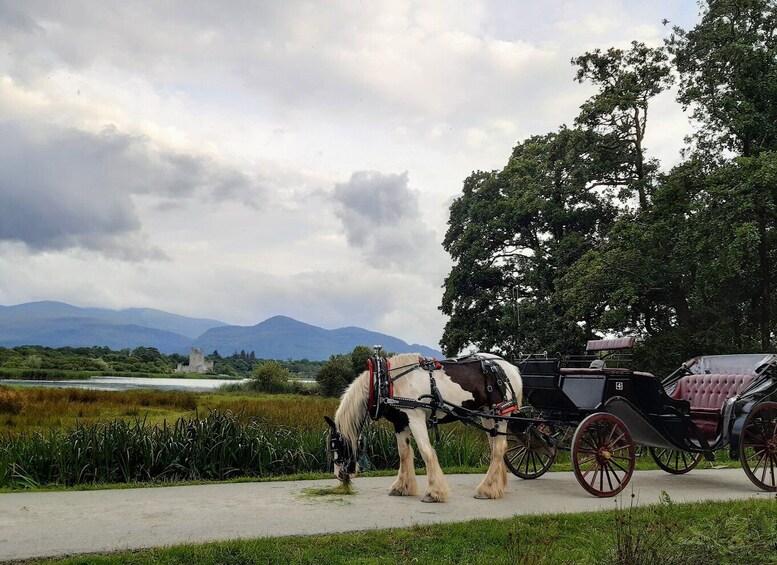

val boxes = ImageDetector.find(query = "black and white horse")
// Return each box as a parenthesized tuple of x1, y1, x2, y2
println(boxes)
(325, 352, 522, 502)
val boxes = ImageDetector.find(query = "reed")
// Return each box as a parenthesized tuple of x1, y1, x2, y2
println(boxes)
(0, 410, 490, 489)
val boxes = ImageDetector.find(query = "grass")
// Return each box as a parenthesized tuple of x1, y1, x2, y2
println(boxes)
(0, 411, 337, 488)
(0, 386, 339, 433)
(0, 386, 742, 491)
(15, 497, 777, 564)
(300, 482, 355, 496)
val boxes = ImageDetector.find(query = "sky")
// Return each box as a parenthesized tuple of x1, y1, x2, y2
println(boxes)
(0, 1, 700, 349)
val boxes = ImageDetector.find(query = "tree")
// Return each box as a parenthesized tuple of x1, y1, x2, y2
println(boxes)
(667, 0, 777, 158)
(441, 5, 777, 372)
(315, 346, 378, 397)
(316, 354, 354, 397)
(668, 0, 777, 348)
(441, 128, 617, 357)
(350, 345, 373, 377)
(250, 360, 292, 393)
(573, 41, 673, 210)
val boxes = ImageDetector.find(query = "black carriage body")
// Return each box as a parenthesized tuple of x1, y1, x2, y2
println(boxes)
(519, 353, 777, 455)
(514, 346, 777, 495)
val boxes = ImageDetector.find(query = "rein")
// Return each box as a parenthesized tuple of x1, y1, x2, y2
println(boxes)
(385, 360, 424, 384)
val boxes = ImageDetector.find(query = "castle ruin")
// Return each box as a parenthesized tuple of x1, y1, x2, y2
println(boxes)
(176, 348, 214, 374)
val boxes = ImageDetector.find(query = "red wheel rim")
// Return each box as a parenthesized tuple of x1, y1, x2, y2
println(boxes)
(572, 413, 635, 497)
(649, 447, 702, 475)
(740, 402, 777, 492)
(504, 426, 556, 479)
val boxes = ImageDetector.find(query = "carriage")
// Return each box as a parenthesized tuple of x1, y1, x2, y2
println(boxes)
(508, 337, 777, 497)
(327, 340, 776, 502)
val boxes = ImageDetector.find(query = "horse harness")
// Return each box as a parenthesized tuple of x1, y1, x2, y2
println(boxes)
(367, 347, 519, 438)
(327, 349, 520, 474)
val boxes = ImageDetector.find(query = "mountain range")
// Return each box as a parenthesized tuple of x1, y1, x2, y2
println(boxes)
(0, 301, 442, 360)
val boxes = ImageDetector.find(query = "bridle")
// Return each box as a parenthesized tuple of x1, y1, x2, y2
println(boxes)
(324, 416, 356, 479)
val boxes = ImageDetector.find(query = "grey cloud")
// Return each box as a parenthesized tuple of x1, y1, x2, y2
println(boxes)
(332, 170, 446, 274)
(0, 120, 263, 257)
(0, 3, 42, 34)
(0, 2, 569, 127)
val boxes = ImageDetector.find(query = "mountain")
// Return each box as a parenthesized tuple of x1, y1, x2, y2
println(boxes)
(195, 315, 442, 360)
(0, 317, 193, 352)
(0, 301, 226, 353)
(0, 303, 442, 360)
(0, 301, 226, 339)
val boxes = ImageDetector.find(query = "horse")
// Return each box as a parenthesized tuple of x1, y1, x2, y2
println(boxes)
(324, 352, 522, 502)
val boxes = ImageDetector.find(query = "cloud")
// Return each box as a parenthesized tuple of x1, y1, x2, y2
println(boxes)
(0, 1, 703, 350)
(0, 120, 263, 258)
(331, 170, 447, 275)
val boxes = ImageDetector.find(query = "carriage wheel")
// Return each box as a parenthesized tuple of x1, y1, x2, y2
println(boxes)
(739, 401, 777, 492)
(572, 413, 635, 497)
(504, 424, 557, 479)
(649, 447, 703, 474)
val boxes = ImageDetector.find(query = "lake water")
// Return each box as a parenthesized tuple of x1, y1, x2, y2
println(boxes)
(3, 376, 250, 392)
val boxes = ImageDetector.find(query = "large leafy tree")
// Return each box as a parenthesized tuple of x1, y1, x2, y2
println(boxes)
(668, 0, 777, 348)
(667, 0, 777, 158)
(572, 41, 673, 210)
(441, 128, 616, 357)
(441, 3, 777, 370)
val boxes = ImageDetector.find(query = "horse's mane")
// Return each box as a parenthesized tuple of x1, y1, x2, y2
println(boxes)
(334, 352, 422, 451)
(334, 369, 370, 453)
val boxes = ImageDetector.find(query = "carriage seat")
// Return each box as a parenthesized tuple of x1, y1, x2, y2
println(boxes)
(669, 373, 754, 440)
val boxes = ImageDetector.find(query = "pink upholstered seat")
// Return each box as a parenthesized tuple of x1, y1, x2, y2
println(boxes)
(670, 373, 754, 440)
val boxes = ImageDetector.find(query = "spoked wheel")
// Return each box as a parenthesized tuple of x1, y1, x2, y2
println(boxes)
(649, 447, 703, 474)
(739, 401, 777, 492)
(572, 413, 636, 497)
(504, 424, 557, 479)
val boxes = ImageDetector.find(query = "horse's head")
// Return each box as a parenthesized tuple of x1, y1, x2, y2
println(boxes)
(324, 416, 357, 482)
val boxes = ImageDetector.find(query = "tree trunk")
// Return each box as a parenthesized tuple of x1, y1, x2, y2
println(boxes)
(758, 210, 771, 349)
(633, 106, 648, 211)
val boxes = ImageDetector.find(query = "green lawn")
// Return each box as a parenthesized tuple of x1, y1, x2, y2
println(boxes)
(22, 497, 777, 565)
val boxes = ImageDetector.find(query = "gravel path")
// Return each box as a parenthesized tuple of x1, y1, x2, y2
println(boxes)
(0, 469, 769, 562)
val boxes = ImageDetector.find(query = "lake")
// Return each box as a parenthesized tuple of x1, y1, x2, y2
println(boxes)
(3, 376, 250, 392)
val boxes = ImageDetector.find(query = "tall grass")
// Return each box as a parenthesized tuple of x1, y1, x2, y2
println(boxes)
(0, 410, 491, 489)
(0, 411, 325, 487)
(0, 386, 337, 432)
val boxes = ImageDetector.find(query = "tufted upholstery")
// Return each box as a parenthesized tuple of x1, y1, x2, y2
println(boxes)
(670, 373, 755, 441)
(670, 373, 754, 410)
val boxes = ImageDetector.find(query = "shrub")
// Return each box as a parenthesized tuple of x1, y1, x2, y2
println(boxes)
(316, 354, 354, 397)
(250, 361, 293, 393)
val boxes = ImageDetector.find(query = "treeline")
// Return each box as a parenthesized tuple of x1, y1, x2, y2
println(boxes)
(0, 345, 325, 378)
(442, 1, 777, 375)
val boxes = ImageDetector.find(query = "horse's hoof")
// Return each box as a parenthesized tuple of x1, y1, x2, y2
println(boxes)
(474, 493, 491, 499)
(389, 491, 403, 496)
(422, 495, 440, 503)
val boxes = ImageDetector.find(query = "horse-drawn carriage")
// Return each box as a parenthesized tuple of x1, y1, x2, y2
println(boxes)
(326, 340, 777, 501)
(510, 337, 777, 496)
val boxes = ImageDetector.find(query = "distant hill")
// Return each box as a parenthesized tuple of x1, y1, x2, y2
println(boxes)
(0, 301, 225, 339)
(0, 317, 193, 352)
(0, 302, 442, 360)
(194, 315, 442, 360)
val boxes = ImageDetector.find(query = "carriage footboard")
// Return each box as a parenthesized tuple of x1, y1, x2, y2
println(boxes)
(605, 396, 695, 451)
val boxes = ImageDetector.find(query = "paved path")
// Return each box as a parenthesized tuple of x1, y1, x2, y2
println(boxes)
(0, 469, 770, 562)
